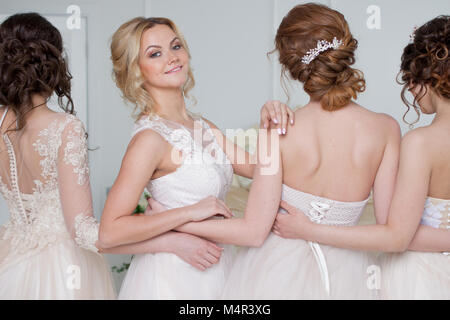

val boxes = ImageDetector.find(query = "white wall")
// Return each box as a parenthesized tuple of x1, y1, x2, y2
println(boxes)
(147, 0, 275, 130)
(0, 0, 449, 291)
(146, 0, 450, 133)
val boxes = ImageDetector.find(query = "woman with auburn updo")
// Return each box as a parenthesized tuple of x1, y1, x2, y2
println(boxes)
(0, 13, 115, 299)
(274, 16, 450, 299)
(150, 3, 397, 299)
(100, 17, 293, 299)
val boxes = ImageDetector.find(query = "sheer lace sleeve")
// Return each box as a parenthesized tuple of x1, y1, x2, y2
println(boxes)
(57, 116, 99, 253)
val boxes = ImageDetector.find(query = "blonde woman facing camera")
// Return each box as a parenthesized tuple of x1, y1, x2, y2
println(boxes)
(99, 17, 294, 299)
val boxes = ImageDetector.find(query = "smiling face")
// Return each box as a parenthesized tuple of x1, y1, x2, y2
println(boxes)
(138, 24, 190, 93)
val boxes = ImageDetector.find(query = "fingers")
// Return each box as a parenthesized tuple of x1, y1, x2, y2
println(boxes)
(279, 200, 294, 212)
(286, 105, 295, 126)
(280, 105, 287, 135)
(273, 102, 282, 135)
(216, 198, 234, 217)
(198, 257, 213, 269)
(204, 251, 220, 265)
(262, 101, 279, 128)
(207, 243, 224, 259)
(215, 207, 233, 219)
(193, 262, 207, 271)
(267, 105, 278, 128)
(260, 108, 270, 129)
(272, 222, 281, 236)
(261, 101, 294, 134)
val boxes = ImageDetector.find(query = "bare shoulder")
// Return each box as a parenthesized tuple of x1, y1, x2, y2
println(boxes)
(354, 103, 401, 137)
(128, 127, 168, 160)
(401, 126, 431, 150)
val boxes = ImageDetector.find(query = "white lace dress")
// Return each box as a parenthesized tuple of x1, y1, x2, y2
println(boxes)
(0, 108, 116, 299)
(380, 197, 450, 299)
(118, 113, 234, 300)
(222, 184, 378, 299)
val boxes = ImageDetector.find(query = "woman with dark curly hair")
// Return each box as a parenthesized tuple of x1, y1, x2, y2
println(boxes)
(0, 12, 116, 299)
(155, 3, 400, 299)
(274, 15, 450, 299)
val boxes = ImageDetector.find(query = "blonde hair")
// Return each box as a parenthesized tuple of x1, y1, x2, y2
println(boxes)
(110, 17, 195, 119)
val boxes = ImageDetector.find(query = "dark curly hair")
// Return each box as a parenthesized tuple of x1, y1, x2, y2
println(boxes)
(398, 15, 450, 125)
(273, 3, 365, 111)
(0, 12, 74, 132)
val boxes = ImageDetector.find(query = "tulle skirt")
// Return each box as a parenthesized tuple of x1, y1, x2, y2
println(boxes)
(118, 244, 234, 300)
(380, 251, 450, 299)
(222, 233, 378, 300)
(0, 232, 116, 300)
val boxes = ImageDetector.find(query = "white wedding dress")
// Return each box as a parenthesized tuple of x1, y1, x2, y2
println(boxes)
(118, 113, 234, 299)
(222, 184, 378, 299)
(0, 107, 116, 299)
(380, 196, 450, 299)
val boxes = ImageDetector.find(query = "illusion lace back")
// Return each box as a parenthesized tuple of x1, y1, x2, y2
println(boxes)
(118, 113, 234, 299)
(0, 107, 115, 299)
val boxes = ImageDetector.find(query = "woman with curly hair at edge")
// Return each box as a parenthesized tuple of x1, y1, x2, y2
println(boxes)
(274, 15, 450, 300)
(0, 13, 118, 299)
(147, 3, 401, 299)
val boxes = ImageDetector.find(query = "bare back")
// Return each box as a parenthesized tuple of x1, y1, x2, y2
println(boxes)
(280, 102, 397, 202)
(419, 123, 450, 199)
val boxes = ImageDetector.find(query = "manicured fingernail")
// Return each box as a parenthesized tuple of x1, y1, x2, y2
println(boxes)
(273, 118, 278, 124)
(282, 128, 286, 134)
(290, 119, 294, 125)
(277, 128, 282, 135)
(264, 123, 267, 129)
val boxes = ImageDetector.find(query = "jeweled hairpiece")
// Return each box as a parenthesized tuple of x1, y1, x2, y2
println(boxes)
(301, 37, 343, 65)
(409, 26, 418, 44)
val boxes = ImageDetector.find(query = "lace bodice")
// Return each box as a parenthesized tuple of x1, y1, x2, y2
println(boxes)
(279, 184, 369, 296)
(0, 107, 99, 254)
(131, 113, 233, 210)
(421, 197, 450, 230)
(280, 184, 369, 226)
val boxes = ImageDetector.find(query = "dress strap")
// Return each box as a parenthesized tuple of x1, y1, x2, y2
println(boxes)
(307, 200, 331, 296)
(131, 114, 193, 155)
(0, 106, 9, 128)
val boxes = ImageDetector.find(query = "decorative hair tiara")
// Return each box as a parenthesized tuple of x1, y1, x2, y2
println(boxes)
(301, 37, 343, 65)
(409, 26, 418, 44)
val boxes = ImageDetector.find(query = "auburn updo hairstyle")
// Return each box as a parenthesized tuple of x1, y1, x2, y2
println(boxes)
(398, 15, 449, 125)
(274, 3, 365, 111)
(0, 12, 74, 131)
(110, 17, 195, 119)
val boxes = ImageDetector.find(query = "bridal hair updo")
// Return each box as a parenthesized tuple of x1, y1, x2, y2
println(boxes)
(110, 17, 195, 119)
(398, 15, 450, 125)
(0, 12, 74, 131)
(274, 3, 365, 111)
